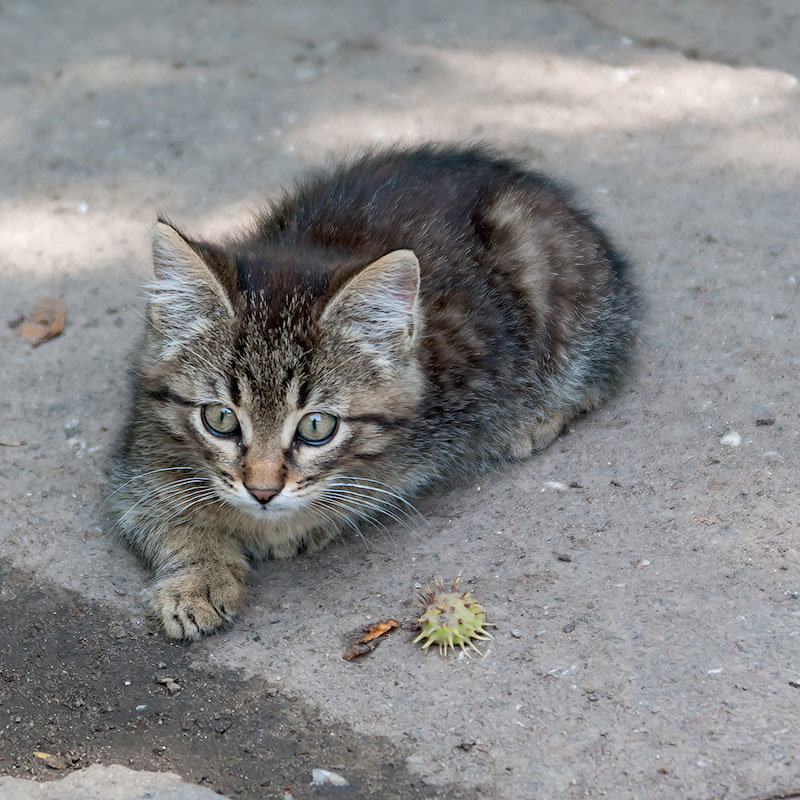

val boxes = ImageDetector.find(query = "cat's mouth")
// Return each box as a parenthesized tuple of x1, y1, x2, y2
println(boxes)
(219, 483, 300, 521)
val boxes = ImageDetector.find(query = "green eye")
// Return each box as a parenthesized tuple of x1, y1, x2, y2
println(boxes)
(202, 404, 240, 436)
(296, 412, 337, 445)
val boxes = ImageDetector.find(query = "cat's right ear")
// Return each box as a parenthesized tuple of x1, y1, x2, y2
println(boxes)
(146, 221, 234, 354)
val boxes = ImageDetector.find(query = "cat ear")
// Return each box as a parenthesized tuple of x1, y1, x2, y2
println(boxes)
(146, 221, 234, 351)
(321, 250, 421, 352)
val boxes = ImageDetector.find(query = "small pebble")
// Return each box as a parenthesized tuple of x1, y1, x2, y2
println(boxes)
(563, 621, 576, 634)
(511, 629, 522, 638)
(720, 431, 741, 447)
(542, 481, 569, 491)
(310, 768, 350, 787)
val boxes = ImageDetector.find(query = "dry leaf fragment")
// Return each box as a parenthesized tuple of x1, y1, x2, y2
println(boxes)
(19, 297, 66, 346)
(342, 640, 379, 661)
(155, 676, 182, 694)
(34, 751, 67, 770)
(359, 618, 398, 643)
(343, 617, 400, 660)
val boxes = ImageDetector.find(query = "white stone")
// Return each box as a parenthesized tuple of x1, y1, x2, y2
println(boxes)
(310, 769, 350, 787)
(719, 431, 741, 447)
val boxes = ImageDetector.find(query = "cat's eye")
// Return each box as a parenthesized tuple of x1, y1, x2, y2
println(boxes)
(295, 412, 337, 445)
(202, 404, 240, 436)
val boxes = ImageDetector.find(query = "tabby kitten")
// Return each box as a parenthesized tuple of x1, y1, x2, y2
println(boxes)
(110, 144, 637, 640)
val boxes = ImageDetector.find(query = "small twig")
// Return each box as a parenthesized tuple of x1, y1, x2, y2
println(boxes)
(0, 440, 26, 447)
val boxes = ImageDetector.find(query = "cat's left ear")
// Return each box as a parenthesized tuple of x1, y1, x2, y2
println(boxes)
(321, 250, 421, 352)
(146, 221, 235, 355)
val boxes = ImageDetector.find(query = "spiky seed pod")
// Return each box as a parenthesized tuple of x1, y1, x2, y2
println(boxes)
(413, 574, 494, 657)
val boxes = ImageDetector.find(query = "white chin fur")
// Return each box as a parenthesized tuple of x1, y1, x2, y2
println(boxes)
(225, 490, 299, 521)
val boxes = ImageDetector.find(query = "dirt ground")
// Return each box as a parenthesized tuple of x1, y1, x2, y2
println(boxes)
(1, 1, 799, 799)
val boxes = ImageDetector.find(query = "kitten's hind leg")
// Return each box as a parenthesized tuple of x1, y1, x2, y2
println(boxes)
(523, 389, 605, 457)
(507, 436, 534, 460)
(531, 410, 571, 452)
(507, 410, 571, 460)
(527, 386, 607, 455)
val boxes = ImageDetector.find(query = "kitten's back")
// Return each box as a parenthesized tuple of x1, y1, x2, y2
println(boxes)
(246, 145, 636, 470)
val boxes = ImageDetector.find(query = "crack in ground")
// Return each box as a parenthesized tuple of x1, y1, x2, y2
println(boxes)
(561, 0, 755, 68)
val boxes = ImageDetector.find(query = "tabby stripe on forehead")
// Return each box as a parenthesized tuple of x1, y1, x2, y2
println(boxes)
(146, 386, 195, 407)
(297, 378, 310, 409)
(229, 374, 241, 406)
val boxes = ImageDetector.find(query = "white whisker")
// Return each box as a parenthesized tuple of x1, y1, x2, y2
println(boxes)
(102, 466, 199, 506)
(119, 478, 210, 522)
(324, 488, 408, 528)
(325, 482, 423, 526)
(308, 498, 379, 551)
(332, 476, 424, 517)
(156, 496, 225, 529)
(316, 493, 388, 532)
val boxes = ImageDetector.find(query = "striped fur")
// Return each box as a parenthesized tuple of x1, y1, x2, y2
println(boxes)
(109, 144, 638, 639)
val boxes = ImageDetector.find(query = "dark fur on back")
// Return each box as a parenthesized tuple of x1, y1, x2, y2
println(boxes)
(110, 144, 638, 640)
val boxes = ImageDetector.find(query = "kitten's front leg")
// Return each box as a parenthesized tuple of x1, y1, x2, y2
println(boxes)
(146, 528, 249, 640)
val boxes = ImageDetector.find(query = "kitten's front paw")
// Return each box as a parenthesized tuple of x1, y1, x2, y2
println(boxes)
(150, 570, 245, 640)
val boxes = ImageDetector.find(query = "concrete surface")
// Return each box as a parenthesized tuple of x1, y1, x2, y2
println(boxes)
(1, 1, 799, 799)
(0, 764, 228, 800)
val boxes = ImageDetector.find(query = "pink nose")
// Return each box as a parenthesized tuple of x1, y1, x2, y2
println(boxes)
(247, 486, 281, 504)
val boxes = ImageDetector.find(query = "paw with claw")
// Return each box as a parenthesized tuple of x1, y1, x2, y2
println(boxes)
(150, 568, 246, 640)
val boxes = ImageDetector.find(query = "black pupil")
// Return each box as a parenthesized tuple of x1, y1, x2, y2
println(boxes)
(298, 413, 334, 443)
(216, 407, 233, 429)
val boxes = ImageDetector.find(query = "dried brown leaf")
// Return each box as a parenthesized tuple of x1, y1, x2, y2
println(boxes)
(19, 297, 66, 346)
(342, 640, 379, 661)
(359, 618, 398, 643)
(33, 751, 67, 770)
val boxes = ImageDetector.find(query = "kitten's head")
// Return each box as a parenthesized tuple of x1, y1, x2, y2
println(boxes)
(136, 221, 423, 533)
